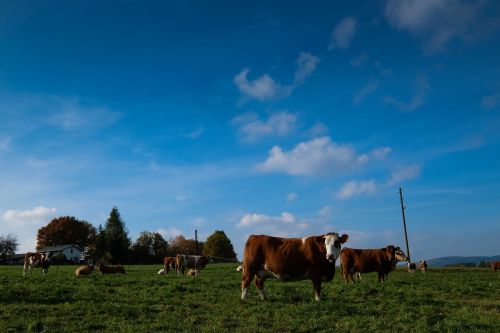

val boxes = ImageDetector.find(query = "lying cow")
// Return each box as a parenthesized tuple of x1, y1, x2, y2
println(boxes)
(163, 256, 177, 274)
(490, 261, 500, 272)
(23, 252, 51, 277)
(97, 263, 125, 274)
(240, 232, 349, 301)
(75, 264, 94, 277)
(418, 260, 428, 273)
(340, 245, 407, 283)
(175, 255, 209, 276)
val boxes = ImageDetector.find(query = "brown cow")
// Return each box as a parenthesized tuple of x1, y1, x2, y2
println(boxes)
(163, 256, 177, 274)
(176, 255, 209, 276)
(240, 232, 349, 301)
(23, 252, 51, 277)
(75, 264, 94, 277)
(340, 245, 407, 283)
(418, 260, 428, 273)
(490, 261, 500, 272)
(97, 263, 125, 274)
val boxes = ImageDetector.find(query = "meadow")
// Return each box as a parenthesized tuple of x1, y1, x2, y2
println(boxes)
(1, 264, 499, 332)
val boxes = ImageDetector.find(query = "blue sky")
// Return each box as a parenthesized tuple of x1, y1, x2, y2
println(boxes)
(1, 0, 500, 261)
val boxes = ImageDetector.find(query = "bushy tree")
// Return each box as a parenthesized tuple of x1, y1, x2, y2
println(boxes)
(36, 216, 96, 250)
(203, 230, 236, 260)
(130, 231, 169, 263)
(169, 235, 204, 255)
(101, 207, 130, 264)
(0, 234, 18, 260)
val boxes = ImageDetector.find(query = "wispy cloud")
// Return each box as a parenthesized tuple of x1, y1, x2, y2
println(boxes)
(353, 81, 379, 106)
(287, 192, 298, 202)
(328, 17, 358, 50)
(336, 180, 378, 199)
(234, 52, 319, 102)
(256, 136, 368, 177)
(481, 92, 500, 110)
(386, 164, 421, 186)
(385, 0, 500, 52)
(384, 75, 430, 111)
(232, 111, 297, 142)
(156, 227, 183, 240)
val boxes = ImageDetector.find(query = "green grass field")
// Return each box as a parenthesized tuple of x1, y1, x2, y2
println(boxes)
(1, 264, 499, 332)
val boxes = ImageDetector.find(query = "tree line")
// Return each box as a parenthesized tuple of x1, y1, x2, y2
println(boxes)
(1, 207, 237, 264)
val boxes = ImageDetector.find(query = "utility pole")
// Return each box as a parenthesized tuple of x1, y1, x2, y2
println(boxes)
(195, 229, 198, 255)
(399, 187, 411, 262)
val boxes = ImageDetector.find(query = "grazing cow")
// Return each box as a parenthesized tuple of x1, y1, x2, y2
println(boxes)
(75, 265, 94, 277)
(158, 268, 166, 275)
(408, 262, 417, 273)
(240, 232, 349, 301)
(163, 256, 177, 274)
(175, 255, 209, 276)
(490, 261, 500, 272)
(340, 245, 407, 283)
(186, 269, 197, 276)
(23, 252, 51, 277)
(97, 263, 125, 274)
(418, 260, 428, 273)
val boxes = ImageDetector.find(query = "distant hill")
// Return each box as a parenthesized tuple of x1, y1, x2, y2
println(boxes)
(426, 255, 500, 267)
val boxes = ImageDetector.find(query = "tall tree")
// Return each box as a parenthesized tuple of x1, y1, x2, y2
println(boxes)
(36, 216, 96, 250)
(169, 235, 204, 255)
(0, 234, 18, 260)
(103, 207, 130, 263)
(130, 231, 169, 263)
(203, 230, 236, 260)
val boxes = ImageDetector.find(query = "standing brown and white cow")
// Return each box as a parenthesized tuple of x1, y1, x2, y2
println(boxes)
(162, 256, 177, 274)
(240, 232, 349, 301)
(340, 245, 408, 283)
(418, 260, 428, 273)
(175, 255, 209, 276)
(23, 252, 51, 277)
(490, 261, 500, 272)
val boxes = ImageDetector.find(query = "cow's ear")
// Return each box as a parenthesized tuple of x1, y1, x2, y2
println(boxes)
(339, 234, 349, 244)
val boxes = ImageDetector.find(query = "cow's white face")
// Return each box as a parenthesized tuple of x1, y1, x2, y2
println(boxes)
(395, 249, 409, 262)
(324, 233, 348, 262)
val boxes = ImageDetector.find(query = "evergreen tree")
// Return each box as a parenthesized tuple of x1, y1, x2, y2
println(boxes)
(203, 230, 236, 260)
(103, 207, 130, 263)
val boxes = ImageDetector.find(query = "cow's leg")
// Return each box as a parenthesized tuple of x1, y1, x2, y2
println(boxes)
(254, 277, 267, 300)
(241, 270, 254, 300)
(378, 271, 385, 283)
(23, 262, 28, 277)
(312, 278, 321, 301)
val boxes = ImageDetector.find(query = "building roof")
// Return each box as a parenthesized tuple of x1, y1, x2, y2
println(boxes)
(39, 244, 83, 252)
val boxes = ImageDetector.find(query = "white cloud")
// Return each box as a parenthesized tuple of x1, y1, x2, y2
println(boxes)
(336, 180, 378, 199)
(156, 227, 183, 240)
(232, 111, 297, 142)
(371, 147, 392, 159)
(329, 17, 358, 50)
(236, 212, 309, 238)
(385, 0, 497, 52)
(287, 192, 298, 202)
(317, 206, 332, 223)
(183, 127, 204, 139)
(233, 68, 291, 101)
(386, 164, 421, 186)
(307, 122, 329, 138)
(384, 75, 430, 112)
(294, 52, 320, 84)
(237, 212, 297, 228)
(481, 92, 500, 109)
(0, 206, 57, 253)
(257, 136, 368, 176)
(234, 52, 319, 102)
(353, 81, 379, 106)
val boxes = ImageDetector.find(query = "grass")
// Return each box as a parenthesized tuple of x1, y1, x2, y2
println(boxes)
(1, 264, 499, 332)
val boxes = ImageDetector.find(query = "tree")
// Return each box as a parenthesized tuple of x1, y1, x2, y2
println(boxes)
(169, 235, 204, 255)
(130, 231, 169, 264)
(203, 230, 236, 260)
(102, 207, 130, 263)
(36, 216, 96, 250)
(0, 234, 18, 260)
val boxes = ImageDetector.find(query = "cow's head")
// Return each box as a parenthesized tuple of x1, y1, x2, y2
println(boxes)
(40, 252, 51, 274)
(394, 247, 409, 262)
(323, 233, 349, 262)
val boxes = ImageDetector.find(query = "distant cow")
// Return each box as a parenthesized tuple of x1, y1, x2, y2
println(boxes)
(340, 245, 407, 283)
(23, 252, 51, 277)
(490, 261, 500, 272)
(98, 263, 125, 274)
(75, 265, 94, 277)
(418, 260, 428, 273)
(176, 255, 209, 276)
(240, 232, 349, 301)
(408, 262, 417, 273)
(163, 256, 177, 274)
